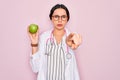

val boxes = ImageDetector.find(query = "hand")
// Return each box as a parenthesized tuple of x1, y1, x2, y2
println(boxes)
(27, 26, 39, 44)
(66, 33, 82, 49)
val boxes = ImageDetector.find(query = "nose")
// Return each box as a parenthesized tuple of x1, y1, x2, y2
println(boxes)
(58, 17, 62, 22)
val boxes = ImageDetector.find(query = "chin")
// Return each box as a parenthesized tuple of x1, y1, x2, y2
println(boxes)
(56, 26, 64, 30)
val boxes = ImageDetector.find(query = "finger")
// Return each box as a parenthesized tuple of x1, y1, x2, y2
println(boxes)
(76, 34, 81, 44)
(71, 44, 74, 49)
(72, 44, 75, 49)
(32, 34, 36, 37)
(73, 34, 81, 45)
(69, 34, 76, 41)
(27, 26, 35, 40)
(79, 34, 81, 38)
(27, 26, 30, 34)
(67, 33, 74, 40)
(27, 26, 32, 37)
(74, 44, 79, 49)
(66, 39, 72, 47)
(76, 34, 80, 38)
(71, 43, 76, 49)
(79, 35, 82, 45)
(68, 42, 72, 47)
(72, 40, 75, 44)
(36, 28, 40, 36)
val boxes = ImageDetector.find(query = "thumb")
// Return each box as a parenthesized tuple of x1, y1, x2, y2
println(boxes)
(67, 33, 74, 40)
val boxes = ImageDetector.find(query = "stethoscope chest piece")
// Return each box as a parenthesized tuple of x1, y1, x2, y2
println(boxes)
(66, 53, 72, 59)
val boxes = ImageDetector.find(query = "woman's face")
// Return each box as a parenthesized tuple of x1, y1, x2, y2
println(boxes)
(51, 8, 68, 30)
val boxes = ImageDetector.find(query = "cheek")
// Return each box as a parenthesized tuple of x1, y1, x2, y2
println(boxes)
(63, 21, 68, 25)
(52, 20, 57, 26)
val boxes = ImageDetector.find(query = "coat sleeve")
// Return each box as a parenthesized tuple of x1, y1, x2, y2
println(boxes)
(30, 33, 46, 73)
(68, 47, 80, 80)
(73, 55, 80, 80)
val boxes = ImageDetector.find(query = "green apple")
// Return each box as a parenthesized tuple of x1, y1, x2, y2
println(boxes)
(29, 24, 38, 34)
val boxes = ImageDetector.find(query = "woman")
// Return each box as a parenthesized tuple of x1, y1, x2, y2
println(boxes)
(28, 4, 82, 80)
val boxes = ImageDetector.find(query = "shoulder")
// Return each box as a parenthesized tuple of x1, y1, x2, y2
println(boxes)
(65, 28, 71, 36)
(40, 30, 51, 37)
(39, 29, 52, 39)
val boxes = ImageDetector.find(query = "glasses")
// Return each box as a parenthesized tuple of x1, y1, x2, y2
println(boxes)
(52, 15, 67, 21)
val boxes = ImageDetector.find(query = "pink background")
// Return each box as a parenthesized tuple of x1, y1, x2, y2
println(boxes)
(0, 0, 120, 80)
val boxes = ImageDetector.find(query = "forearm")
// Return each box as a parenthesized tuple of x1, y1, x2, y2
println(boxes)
(30, 47, 40, 73)
(32, 47, 38, 55)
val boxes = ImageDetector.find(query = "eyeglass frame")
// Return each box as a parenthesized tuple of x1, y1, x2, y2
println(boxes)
(52, 15, 68, 21)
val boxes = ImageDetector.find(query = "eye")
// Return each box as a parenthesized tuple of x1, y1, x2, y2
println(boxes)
(54, 15, 59, 18)
(62, 15, 67, 18)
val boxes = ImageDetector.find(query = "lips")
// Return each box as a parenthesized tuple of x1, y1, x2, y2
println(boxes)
(57, 24, 63, 27)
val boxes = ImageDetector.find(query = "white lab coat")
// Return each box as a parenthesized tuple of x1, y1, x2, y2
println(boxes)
(30, 28, 80, 80)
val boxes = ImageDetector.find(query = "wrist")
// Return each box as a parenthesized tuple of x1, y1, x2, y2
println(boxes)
(31, 43, 38, 47)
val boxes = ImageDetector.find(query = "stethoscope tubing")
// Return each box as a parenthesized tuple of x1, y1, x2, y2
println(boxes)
(45, 29, 72, 59)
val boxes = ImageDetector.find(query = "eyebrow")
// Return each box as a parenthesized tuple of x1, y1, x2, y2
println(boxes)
(54, 15, 67, 16)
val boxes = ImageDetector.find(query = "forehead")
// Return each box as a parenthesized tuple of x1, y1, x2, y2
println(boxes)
(53, 8, 67, 15)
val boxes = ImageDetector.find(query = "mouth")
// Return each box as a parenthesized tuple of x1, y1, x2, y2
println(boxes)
(57, 24, 63, 27)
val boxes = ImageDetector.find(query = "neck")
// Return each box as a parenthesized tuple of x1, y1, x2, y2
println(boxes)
(53, 28, 65, 36)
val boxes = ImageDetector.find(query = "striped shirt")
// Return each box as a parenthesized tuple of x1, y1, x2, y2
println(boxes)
(46, 37, 65, 80)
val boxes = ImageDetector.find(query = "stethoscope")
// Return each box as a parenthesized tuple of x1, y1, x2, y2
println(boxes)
(45, 29, 72, 59)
